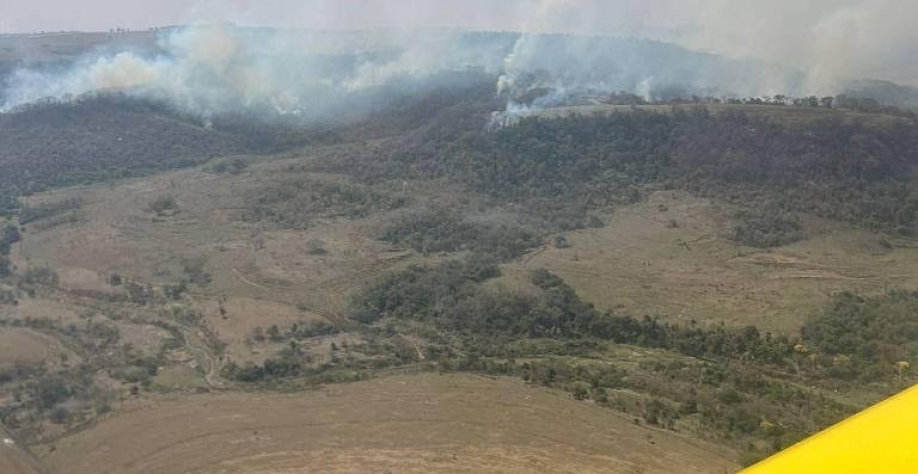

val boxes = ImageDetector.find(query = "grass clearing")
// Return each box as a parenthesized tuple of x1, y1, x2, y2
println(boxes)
(0, 327, 75, 369)
(499, 191, 918, 334)
(15, 156, 439, 316)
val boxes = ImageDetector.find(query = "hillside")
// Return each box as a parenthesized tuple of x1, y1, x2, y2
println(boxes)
(40, 374, 737, 474)
(0, 97, 244, 213)
(1, 80, 918, 473)
(0, 94, 358, 217)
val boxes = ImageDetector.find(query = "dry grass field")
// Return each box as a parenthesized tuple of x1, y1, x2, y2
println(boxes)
(4, 147, 917, 474)
(15, 156, 431, 315)
(0, 327, 75, 368)
(25, 157, 918, 339)
(497, 191, 918, 333)
(40, 374, 737, 474)
(190, 296, 329, 364)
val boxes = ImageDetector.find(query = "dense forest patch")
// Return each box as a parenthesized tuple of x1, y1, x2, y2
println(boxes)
(319, 108, 918, 237)
(379, 208, 540, 259)
(0, 94, 341, 217)
(243, 177, 406, 228)
(0, 97, 242, 214)
(731, 208, 805, 247)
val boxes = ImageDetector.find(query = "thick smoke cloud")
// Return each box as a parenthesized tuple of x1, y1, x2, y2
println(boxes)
(488, 0, 918, 94)
(496, 36, 802, 107)
(0, 27, 511, 119)
(1, 0, 916, 120)
(676, 0, 918, 92)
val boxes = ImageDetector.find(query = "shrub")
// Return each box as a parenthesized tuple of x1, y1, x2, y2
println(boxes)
(148, 195, 178, 216)
(731, 209, 803, 247)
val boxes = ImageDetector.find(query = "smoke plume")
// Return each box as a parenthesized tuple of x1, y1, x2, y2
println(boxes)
(0, 26, 511, 119)
(2, 0, 916, 120)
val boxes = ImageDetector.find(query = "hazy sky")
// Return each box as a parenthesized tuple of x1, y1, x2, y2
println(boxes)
(0, 0, 684, 34)
(2, 0, 916, 85)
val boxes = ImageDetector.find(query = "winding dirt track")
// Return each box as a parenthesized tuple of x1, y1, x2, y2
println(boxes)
(180, 328, 224, 389)
(231, 268, 285, 293)
(43, 374, 738, 474)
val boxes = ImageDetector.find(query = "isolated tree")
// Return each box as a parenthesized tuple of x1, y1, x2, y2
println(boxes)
(570, 382, 589, 400)
(553, 235, 571, 249)
(163, 282, 187, 300)
(148, 195, 178, 216)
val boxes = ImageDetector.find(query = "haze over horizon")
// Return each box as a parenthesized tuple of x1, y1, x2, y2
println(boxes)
(3, 0, 917, 89)
(2, 0, 916, 119)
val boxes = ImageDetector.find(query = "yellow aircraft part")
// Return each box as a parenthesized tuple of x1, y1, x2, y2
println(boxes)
(739, 384, 918, 473)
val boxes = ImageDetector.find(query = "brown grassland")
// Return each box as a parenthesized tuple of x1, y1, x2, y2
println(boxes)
(41, 374, 737, 474)
(496, 190, 918, 334)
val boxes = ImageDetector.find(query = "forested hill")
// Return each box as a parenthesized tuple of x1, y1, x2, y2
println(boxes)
(320, 107, 918, 235)
(0, 74, 498, 217)
(3, 88, 918, 237)
(0, 97, 243, 209)
(0, 95, 341, 215)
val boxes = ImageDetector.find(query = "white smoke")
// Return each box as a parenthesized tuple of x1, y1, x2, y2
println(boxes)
(679, 0, 918, 93)
(3, 0, 916, 120)
(493, 32, 805, 124)
(0, 25, 508, 118)
(488, 0, 918, 122)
